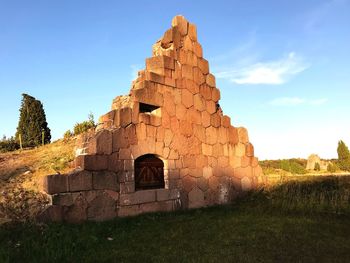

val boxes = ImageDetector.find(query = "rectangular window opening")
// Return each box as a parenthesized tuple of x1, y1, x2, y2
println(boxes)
(139, 102, 160, 114)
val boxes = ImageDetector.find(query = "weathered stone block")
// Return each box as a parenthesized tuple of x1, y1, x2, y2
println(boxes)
(193, 67, 205, 85)
(140, 200, 174, 213)
(188, 187, 205, 208)
(199, 84, 212, 100)
(120, 107, 132, 128)
(193, 42, 203, 58)
(38, 205, 63, 222)
(193, 124, 206, 142)
(182, 176, 195, 192)
(205, 126, 218, 145)
(87, 191, 117, 221)
(197, 177, 209, 192)
(221, 115, 231, 128)
(251, 157, 259, 167)
(120, 182, 135, 194)
(68, 170, 92, 192)
(218, 127, 228, 144)
(89, 130, 112, 155)
(179, 120, 193, 137)
(78, 155, 108, 171)
(145, 71, 165, 85)
(92, 171, 118, 191)
(234, 167, 253, 179)
(162, 27, 181, 48)
(118, 205, 140, 217)
(206, 100, 216, 114)
(119, 171, 134, 183)
(235, 143, 246, 157)
(146, 55, 175, 70)
(212, 88, 220, 102)
(52, 193, 74, 206)
(228, 127, 239, 144)
(210, 113, 221, 128)
(181, 89, 194, 108)
(120, 189, 156, 205)
(241, 177, 252, 191)
(188, 23, 197, 41)
(182, 64, 193, 79)
(206, 73, 216, 87)
(193, 94, 206, 111)
(44, 174, 69, 194)
(237, 127, 249, 143)
(108, 152, 123, 172)
(134, 86, 164, 106)
(150, 115, 161, 126)
(183, 36, 193, 51)
(229, 155, 241, 169)
(240, 156, 251, 168)
(202, 143, 213, 156)
(212, 144, 224, 157)
(171, 15, 188, 36)
(198, 58, 209, 75)
(63, 194, 88, 223)
(246, 143, 254, 157)
(112, 128, 128, 151)
(164, 129, 174, 146)
(181, 78, 199, 94)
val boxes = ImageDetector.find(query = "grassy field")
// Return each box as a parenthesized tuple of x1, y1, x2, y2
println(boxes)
(1, 176, 350, 263)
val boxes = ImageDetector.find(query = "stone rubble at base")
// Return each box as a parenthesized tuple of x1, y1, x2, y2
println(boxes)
(39, 15, 266, 223)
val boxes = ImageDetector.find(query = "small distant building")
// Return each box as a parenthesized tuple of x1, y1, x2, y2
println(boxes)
(306, 154, 330, 170)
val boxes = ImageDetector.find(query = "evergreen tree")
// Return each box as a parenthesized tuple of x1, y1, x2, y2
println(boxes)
(337, 140, 350, 171)
(314, 162, 321, 171)
(15, 94, 51, 147)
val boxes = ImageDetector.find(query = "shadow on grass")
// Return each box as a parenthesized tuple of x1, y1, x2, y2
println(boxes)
(1, 176, 350, 262)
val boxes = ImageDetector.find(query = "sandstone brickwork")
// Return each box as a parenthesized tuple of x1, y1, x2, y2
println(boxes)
(40, 15, 265, 223)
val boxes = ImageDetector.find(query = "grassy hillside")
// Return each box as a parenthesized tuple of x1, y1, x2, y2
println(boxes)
(1, 176, 350, 262)
(0, 139, 75, 221)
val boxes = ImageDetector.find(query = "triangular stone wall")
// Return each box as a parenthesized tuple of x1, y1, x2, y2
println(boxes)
(41, 16, 265, 223)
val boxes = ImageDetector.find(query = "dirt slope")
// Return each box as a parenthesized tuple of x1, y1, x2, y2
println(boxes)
(0, 138, 75, 221)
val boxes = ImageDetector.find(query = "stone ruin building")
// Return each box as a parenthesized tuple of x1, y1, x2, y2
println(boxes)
(40, 15, 265, 223)
(306, 154, 330, 171)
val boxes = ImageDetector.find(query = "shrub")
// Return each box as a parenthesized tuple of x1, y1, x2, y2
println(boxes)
(63, 130, 73, 140)
(73, 113, 96, 136)
(337, 140, 350, 171)
(0, 136, 19, 153)
(280, 159, 306, 174)
(327, 163, 337, 173)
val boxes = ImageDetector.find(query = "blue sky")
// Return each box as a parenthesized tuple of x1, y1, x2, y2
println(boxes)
(0, 0, 349, 159)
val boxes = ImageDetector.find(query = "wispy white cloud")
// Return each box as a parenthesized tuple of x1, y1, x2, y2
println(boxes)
(269, 97, 328, 106)
(216, 52, 309, 85)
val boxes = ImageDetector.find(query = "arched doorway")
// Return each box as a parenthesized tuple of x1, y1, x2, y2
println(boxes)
(134, 154, 165, 191)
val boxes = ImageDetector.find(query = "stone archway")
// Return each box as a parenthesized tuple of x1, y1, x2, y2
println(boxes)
(134, 154, 165, 191)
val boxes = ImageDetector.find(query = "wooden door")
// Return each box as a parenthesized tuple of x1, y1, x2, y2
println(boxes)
(135, 155, 165, 190)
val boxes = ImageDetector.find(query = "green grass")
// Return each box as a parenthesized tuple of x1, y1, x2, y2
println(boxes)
(1, 176, 350, 263)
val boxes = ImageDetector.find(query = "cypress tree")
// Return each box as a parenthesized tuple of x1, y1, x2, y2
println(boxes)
(15, 94, 51, 147)
(337, 140, 350, 171)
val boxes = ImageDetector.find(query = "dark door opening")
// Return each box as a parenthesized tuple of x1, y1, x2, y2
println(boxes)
(135, 154, 165, 190)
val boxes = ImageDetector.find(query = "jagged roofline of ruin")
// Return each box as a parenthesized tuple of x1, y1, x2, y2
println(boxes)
(98, 15, 219, 125)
